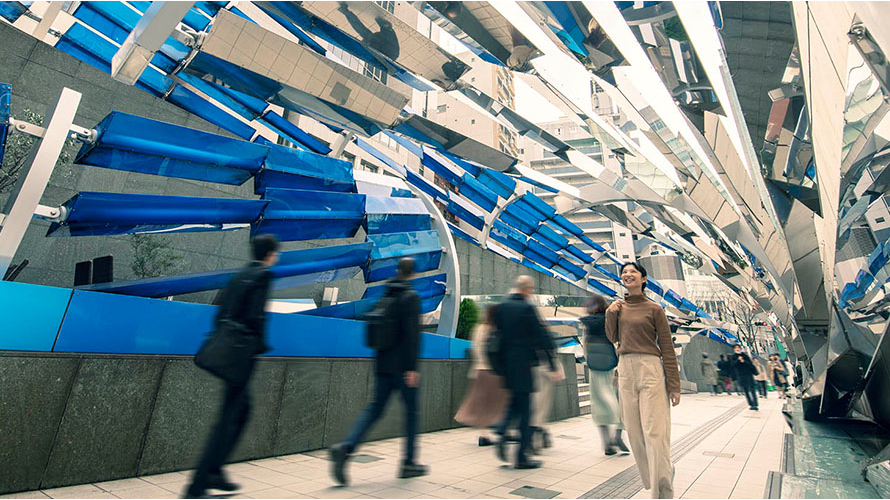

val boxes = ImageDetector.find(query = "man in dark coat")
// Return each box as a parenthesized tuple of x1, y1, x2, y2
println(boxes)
(185, 235, 279, 499)
(493, 275, 558, 469)
(330, 258, 426, 485)
(717, 354, 733, 394)
(730, 344, 759, 410)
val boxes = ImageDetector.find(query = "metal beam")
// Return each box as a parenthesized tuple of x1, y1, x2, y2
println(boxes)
(111, 1, 195, 85)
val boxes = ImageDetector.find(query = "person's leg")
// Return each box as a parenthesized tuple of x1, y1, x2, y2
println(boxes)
(589, 370, 620, 454)
(637, 356, 673, 499)
(515, 391, 533, 464)
(618, 356, 651, 490)
(188, 383, 246, 495)
(495, 392, 519, 461)
(398, 376, 419, 465)
(343, 373, 396, 453)
(212, 385, 251, 475)
(743, 382, 757, 408)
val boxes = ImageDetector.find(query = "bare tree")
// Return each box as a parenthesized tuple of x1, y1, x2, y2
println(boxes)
(726, 304, 760, 352)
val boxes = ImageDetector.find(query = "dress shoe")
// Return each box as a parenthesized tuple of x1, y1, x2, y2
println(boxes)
(542, 430, 552, 449)
(515, 458, 543, 469)
(330, 443, 350, 486)
(206, 473, 239, 492)
(478, 435, 493, 446)
(398, 462, 429, 479)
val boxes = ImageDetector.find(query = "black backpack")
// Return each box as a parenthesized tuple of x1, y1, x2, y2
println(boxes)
(364, 291, 400, 350)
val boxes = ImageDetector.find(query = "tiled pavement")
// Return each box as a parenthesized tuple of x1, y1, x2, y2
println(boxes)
(2, 393, 787, 499)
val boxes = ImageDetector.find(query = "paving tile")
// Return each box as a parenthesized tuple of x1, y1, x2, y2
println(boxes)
(0, 493, 50, 499)
(140, 472, 189, 485)
(100, 485, 178, 499)
(94, 478, 152, 493)
(366, 486, 418, 499)
(40, 485, 107, 499)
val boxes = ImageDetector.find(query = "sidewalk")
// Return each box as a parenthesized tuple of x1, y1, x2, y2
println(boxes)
(2, 393, 787, 499)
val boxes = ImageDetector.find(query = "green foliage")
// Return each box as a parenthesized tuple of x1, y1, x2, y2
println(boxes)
(129, 234, 183, 279)
(663, 17, 689, 42)
(0, 109, 76, 192)
(545, 295, 587, 315)
(456, 298, 479, 340)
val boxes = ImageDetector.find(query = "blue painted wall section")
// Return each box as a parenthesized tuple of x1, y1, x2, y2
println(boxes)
(0, 281, 466, 359)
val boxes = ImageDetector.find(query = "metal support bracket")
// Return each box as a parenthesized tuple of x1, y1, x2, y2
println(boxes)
(0, 87, 82, 275)
(329, 131, 356, 159)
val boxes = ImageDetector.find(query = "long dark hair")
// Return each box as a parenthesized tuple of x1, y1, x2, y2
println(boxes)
(619, 261, 648, 290)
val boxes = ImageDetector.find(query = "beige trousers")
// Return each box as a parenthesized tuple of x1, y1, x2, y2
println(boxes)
(617, 354, 673, 499)
(531, 365, 554, 428)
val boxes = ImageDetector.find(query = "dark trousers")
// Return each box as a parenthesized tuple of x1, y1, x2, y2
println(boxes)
(740, 381, 758, 408)
(756, 380, 768, 397)
(189, 383, 251, 494)
(344, 372, 418, 464)
(495, 391, 532, 461)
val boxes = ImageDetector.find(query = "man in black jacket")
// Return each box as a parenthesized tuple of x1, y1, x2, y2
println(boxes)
(330, 258, 426, 485)
(730, 344, 759, 410)
(494, 275, 558, 469)
(185, 235, 279, 499)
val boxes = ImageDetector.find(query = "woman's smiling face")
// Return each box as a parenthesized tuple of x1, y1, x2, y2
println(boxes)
(621, 264, 644, 290)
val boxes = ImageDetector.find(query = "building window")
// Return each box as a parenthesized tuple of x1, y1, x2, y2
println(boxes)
(619, 232, 626, 237)
(363, 63, 387, 84)
(471, 119, 475, 124)
(361, 159, 379, 173)
(877, 217, 886, 224)
(375, 0, 395, 13)
(437, 104, 447, 113)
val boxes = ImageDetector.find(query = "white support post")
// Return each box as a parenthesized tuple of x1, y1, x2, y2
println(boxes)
(0, 87, 81, 275)
(480, 192, 518, 248)
(408, 186, 461, 338)
(31, 1, 64, 41)
(328, 131, 355, 159)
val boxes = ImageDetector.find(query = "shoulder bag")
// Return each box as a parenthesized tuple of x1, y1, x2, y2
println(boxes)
(194, 319, 259, 386)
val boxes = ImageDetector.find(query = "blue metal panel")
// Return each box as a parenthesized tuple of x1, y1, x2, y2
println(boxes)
(646, 278, 664, 297)
(0, 281, 72, 351)
(565, 244, 594, 263)
(47, 192, 268, 237)
(448, 222, 479, 245)
(491, 220, 528, 254)
(421, 332, 449, 359)
(477, 168, 516, 199)
(527, 239, 559, 266)
(55, 22, 116, 73)
(558, 257, 585, 280)
(421, 147, 463, 187)
(363, 273, 447, 300)
(531, 233, 562, 253)
(260, 111, 332, 155)
(54, 291, 215, 355)
(443, 151, 482, 177)
(588, 278, 618, 297)
(364, 195, 431, 234)
(265, 314, 372, 357)
(301, 298, 376, 320)
(166, 84, 256, 140)
(516, 175, 559, 194)
(177, 73, 265, 121)
(364, 231, 442, 283)
(254, 189, 365, 241)
(519, 193, 557, 219)
(0, 1, 27, 22)
(536, 224, 569, 249)
(254, 3, 327, 55)
(73, 2, 135, 44)
(522, 258, 554, 277)
(578, 234, 608, 253)
(385, 131, 423, 158)
(593, 263, 620, 281)
(258, 144, 354, 193)
(551, 214, 584, 236)
(79, 243, 372, 297)
(499, 211, 536, 236)
(505, 200, 546, 225)
(542, 2, 589, 57)
(405, 169, 448, 202)
(76, 112, 268, 184)
(447, 197, 485, 231)
(459, 172, 497, 212)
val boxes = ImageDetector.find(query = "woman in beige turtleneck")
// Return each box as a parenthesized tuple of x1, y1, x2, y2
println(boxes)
(605, 262, 680, 499)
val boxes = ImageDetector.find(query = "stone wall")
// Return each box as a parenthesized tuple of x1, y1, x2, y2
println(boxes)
(0, 352, 579, 494)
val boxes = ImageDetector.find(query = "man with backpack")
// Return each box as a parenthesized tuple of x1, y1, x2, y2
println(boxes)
(492, 275, 559, 469)
(330, 258, 426, 485)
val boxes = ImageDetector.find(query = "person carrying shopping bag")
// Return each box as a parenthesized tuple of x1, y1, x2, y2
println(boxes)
(606, 262, 680, 499)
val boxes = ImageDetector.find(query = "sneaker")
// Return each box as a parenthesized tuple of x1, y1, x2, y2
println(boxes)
(478, 436, 493, 447)
(205, 473, 239, 492)
(604, 445, 617, 456)
(399, 462, 429, 479)
(496, 435, 508, 462)
(542, 430, 552, 449)
(330, 443, 350, 486)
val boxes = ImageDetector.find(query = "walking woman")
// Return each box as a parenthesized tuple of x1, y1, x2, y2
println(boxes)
(753, 356, 769, 398)
(582, 294, 629, 456)
(606, 262, 681, 499)
(768, 353, 788, 399)
(455, 305, 510, 430)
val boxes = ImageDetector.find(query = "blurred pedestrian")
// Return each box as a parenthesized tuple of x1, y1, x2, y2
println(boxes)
(606, 262, 679, 498)
(768, 353, 788, 399)
(730, 345, 758, 410)
(582, 294, 629, 456)
(493, 276, 559, 469)
(717, 354, 733, 394)
(455, 305, 510, 431)
(753, 356, 768, 398)
(184, 235, 279, 499)
(330, 258, 426, 485)
(699, 353, 720, 395)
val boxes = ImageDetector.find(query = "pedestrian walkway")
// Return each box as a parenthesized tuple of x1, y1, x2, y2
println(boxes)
(1, 394, 786, 499)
